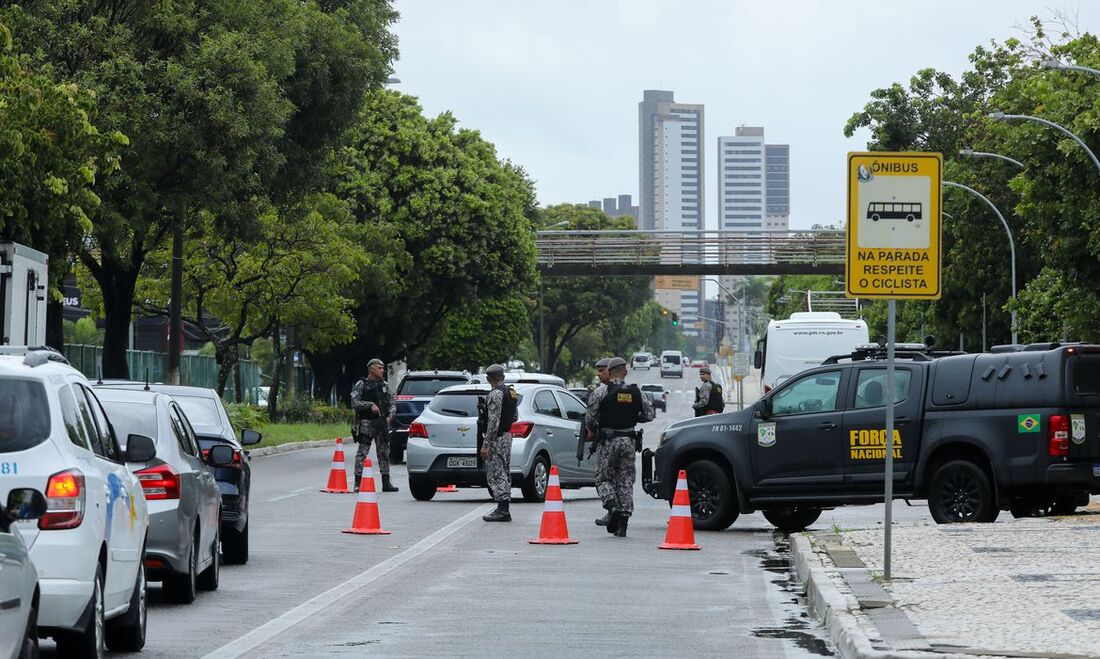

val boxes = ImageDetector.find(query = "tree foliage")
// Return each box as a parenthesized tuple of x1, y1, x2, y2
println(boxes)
(417, 296, 532, 373)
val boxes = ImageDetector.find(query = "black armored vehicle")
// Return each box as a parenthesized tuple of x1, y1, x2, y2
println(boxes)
(642, 343, 1100, 532)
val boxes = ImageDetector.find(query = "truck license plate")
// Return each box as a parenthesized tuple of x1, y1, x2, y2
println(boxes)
(447, 457, 477, 469)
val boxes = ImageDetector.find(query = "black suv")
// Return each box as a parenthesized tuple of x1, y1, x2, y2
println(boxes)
(390, 370, 470, 464)
(643, 343, 1100, 532)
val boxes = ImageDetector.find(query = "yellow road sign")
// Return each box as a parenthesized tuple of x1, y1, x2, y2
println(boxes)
(654, 275, 699, 291)
(846, 152, 942, 299)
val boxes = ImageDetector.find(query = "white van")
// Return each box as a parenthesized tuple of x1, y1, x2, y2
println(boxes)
(659, 350, 684, 378)
(754, 312, 869, 393)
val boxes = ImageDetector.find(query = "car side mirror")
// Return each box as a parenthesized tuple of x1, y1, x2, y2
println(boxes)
(206, 444, 235, 466)
(753, 350, 763, 369)
(5, 488, 47, 523)
(754, 399, 770, 419)
(241, 429, 262, 446)
(125, 434, 157, 463)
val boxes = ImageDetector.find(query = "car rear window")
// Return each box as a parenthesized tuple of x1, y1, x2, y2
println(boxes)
(663, 355, 680, 365)
(1071, 355, 1100, 396)
(172, 395, 222, 427)
(0, 378, 51, 453)
(428, 392, 483, 417)
(399, 377, 469, 396)
(99, 401, 159, 444)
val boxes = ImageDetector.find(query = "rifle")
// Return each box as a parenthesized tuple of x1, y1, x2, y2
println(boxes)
(476, 396, 488, 469)
(576, 429, 595, 465)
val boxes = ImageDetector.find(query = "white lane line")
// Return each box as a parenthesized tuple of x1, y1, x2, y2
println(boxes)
(266, 486, 313, 502)
(202, 502, 493, 659)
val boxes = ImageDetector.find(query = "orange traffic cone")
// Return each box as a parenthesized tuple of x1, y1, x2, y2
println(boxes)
(659, 470, 700, 550)
(321, 437, 352, 493)
(343, 458, 391, 535)
(529, 466, 578, 545)
(437, 484, 458, 493)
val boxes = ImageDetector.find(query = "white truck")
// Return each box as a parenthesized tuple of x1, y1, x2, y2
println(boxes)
(1, 242, 48, 346)
(753, 312, 869, 393)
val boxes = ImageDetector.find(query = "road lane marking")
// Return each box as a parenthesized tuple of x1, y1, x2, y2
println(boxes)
(266, 486, 313, 502)
(202, 502, 493, 658)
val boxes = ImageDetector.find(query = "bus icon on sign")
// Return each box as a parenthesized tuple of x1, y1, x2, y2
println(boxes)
(867, 202, 922, 222)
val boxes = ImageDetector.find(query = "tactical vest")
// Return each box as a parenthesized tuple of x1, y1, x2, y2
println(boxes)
(356, 378, 391, 418)
(500, 385, 519, 430)
(598, 383, 643, 429)
(705, 383, 724, 412)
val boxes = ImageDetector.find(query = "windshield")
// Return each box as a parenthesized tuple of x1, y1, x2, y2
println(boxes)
(663, 355, 680, 365)
(172, 395, 224, 429)
(399, 377, 469, 397)
(0, 378, 51, 453)
(99, 400, 159, 444)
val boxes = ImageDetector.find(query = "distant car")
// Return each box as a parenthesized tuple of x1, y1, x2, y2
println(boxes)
(406, 383, 595, 502)
(691, 360, 709, 368)
(569, 387, 592, 403)
(95, 387, 230, 603)
(0, 349, 151, 653)
(466, 371, 567, 388)
(631, 353, 652, 370)
(105, 384, 261, 564)
(682, 357, 690, 367)
(0, 488, 47, 659)
(640, 384, 668, 412)
(391, 371, 472, 465)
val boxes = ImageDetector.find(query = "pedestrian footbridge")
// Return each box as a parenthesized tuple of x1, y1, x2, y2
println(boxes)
(535, 230, 845, 276)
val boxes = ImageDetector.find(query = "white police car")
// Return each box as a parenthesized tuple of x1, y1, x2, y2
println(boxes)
(0, 349, 150, 655)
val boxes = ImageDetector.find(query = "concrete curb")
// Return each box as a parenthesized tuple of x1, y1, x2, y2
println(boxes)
(790, 534, 950, 659)
(248, 439, 334, 457)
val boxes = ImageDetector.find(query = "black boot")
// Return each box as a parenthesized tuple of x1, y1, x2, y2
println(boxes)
(381, 474, 399, 492)
(595, 512, 612, 527)
(614, 515, 629, 537)
(482, 502, 511, 522)
(605, 511, 621, 534)
(353, 478, 361, 493)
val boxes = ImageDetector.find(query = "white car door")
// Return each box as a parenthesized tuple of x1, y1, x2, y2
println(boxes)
(77, 384, 142, 610)
(0, 520, 26, 649)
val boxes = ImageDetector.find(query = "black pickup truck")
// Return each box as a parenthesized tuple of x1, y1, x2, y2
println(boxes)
(642, 343, 1100, 532)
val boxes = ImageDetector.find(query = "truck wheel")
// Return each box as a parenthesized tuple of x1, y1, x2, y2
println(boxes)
(928, 460, 998, 523)
(1053, 495, 1080, 516)
(409, 477, 437, 501)
(684, 460, 739, 531)
(763, 508, 822, 533)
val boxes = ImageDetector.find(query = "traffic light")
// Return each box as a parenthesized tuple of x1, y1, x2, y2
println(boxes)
(662, 307, 669, 317)
(671, 312, 679, 327)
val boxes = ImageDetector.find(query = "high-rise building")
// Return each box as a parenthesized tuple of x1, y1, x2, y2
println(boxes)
(639, 90, 704, 337)
(765, 144, 790, 231)
(585, 194, 639, 224)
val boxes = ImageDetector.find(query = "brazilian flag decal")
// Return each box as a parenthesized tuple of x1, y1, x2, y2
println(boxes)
(1017, 414, 1040, 434)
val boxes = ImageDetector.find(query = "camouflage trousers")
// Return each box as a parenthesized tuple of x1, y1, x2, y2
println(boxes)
(595, 436, 636, 516)
(484, 433, 512, 503)
(354, 420, 390, 484)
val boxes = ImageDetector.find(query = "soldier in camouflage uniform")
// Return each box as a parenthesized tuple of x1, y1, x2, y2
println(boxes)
(692, 366, 724, 417)
(481, 364, 517, 522)
(584, 356, 655, 537)
(590, 357, 616, 527)
(350, 358, 399, 492)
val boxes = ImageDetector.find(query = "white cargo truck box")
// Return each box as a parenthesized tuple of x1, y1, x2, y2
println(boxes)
(0, 242, 48, 346)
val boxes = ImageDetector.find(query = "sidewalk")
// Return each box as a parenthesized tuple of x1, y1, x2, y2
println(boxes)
(792, 503, 1100, 658)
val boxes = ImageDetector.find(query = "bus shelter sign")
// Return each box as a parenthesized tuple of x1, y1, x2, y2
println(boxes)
(845, 152, 942, 300)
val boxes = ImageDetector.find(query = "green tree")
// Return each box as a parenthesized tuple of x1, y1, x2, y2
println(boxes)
(3, 0, 398, 376)
(417, 296, 532, 373)
(62, 317, 103, 346)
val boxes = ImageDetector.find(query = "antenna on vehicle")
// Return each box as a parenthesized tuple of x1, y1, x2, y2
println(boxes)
(144, 368, 150, 391)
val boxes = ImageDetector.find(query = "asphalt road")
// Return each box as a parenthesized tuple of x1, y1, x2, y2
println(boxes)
(84, 365, 932, 658)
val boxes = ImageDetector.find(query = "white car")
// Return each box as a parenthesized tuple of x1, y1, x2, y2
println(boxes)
(0, 488, 47, 659)
(0, 349, 151, 654)
(631, 353, 651, 370)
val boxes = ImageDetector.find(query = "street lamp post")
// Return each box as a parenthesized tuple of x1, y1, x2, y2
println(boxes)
(943, 181, 1018, 345)
(1040, 59, 1100, 78)
(988, 111, 1100, 176)
(959, 147, 1024, 169)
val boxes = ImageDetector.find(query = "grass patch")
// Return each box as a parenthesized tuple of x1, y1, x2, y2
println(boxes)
(254, 422, 351, 447)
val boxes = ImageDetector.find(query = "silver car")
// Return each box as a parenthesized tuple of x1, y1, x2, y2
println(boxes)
(95, 388, 228, 604)
(0, 489, 46, 659)
(405, 383, 595, 502)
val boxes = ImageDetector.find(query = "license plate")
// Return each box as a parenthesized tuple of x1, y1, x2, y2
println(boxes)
(1093, 464, 1100, 478)
(447, 456, 478, 469)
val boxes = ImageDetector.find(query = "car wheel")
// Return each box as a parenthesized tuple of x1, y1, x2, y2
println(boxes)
(57, 563, 104, 658)
(105, 556, 146, 651)
(522, 454, 550, 503)
(197, 528, 220, 591)
(1053, 496, 1080, 516)
(18, 594, 38, 659)
(165, 536, 197, 604)
(223, 523, 249, 565)
(762, 508, 822, 533)
(684, 459, 739, 531)
(409, 477, 437, 501)
(928, 460, 998, 523)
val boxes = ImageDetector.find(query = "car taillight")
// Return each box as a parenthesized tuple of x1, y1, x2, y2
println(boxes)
(40, 469, 85, 530)
(395, 395, 415, 401)
(136, 463, 181, 500)
(409, 421, 429, 439)
(201, 448, 244, 469)
(1049, 415, 1070, 457)
(510, 421, 534, 438)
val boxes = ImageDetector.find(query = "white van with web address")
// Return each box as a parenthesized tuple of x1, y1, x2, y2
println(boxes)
(659, 350, 683, 378)
(754, 312, 869, 393)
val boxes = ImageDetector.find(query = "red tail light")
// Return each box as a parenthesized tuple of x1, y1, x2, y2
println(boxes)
(408, 421, 429, 439)
(40, 469, 86, 530)
(395, 395, 415, 401)
(201, 448, 243, 469)
(1049, 415, 1070, 457)
(136, 463, 181, 499)
(509, 421, 535, 438)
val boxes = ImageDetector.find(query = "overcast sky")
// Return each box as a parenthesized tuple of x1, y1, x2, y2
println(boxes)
(392, 1, 1100, 230)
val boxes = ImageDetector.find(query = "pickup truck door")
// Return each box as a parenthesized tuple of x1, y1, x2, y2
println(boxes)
(749, 369, 848, 490)
(840, 365, 923, 491)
